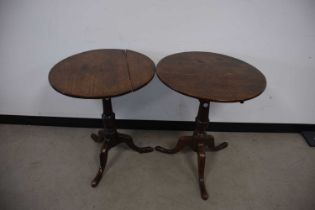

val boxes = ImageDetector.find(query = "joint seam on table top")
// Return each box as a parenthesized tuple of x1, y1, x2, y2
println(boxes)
(123, 49, 134, 92)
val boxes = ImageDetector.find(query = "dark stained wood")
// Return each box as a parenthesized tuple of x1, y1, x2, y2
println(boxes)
(49, 49, 154, 98)
(48, 49, 155, 188)
(156, 52, 266, 200)
(157, 51, 266, 102)
(126, 50, 155, 92)
(156, 100, 228, 200)
(91, 98, 153, 187)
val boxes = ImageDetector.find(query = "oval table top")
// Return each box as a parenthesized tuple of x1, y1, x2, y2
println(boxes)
(49, 49, 155, 99)
(157, 51, 266, 102)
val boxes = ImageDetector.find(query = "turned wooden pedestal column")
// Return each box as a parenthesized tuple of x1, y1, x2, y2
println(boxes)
(90, 98, 153, 187)
(156, 100, 227, 199)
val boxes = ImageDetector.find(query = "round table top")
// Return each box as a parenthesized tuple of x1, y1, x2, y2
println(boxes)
(49, 49, 155, 98)
(157, 52, 266, 102)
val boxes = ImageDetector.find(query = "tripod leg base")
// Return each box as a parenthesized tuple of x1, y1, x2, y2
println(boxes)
(91, 131, 153, 187)
(155, 134, 227, 200)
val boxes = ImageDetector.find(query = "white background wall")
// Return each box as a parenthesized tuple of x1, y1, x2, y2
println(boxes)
(1, 0, 315, 123)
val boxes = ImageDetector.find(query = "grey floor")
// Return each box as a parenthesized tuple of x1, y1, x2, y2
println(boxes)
(0, 124, 314, 210)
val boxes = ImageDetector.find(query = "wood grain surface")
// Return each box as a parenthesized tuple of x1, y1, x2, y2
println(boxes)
(49, 49, 155, 98)
(157, 51, 266, 102)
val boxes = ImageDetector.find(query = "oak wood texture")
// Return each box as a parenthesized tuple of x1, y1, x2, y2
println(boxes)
(157, 51, 266, 102)
(49, 49, 155, 98)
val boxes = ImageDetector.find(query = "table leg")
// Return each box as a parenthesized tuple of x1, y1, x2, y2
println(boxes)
(91, 141, 110, 187)
(118, 133, 153, 153)
(91, 98, 153, 187)
(155, 136, 193, 154)
(197, 140, 208, 200)
(91, 130, 105, 143)
(204, 135, 228, 151)
(155, 100, 228, 200)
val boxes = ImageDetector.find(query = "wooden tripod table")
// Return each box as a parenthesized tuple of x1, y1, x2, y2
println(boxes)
(49, 49, 155, 187)
(156, 52, 266, 200)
